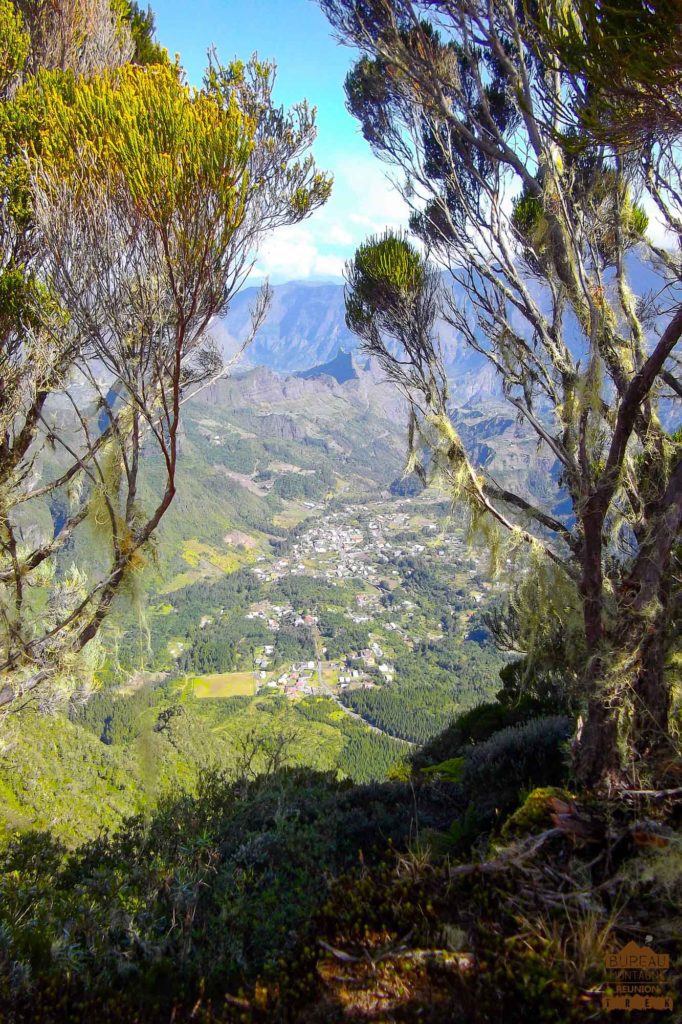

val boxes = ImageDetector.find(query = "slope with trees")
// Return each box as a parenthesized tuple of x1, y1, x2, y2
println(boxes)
(319, 0, 681, 787)
(0, 0, 331, 711)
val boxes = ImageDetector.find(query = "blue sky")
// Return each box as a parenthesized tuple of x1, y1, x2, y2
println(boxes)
(151, 0, 409, 281)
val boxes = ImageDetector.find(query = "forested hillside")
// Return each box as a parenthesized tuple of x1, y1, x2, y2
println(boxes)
(0, 0, 680, 1021)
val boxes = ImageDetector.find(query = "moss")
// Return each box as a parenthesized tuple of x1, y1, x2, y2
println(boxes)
(420, 756, 465, 782)
(500, 786, 574, 840)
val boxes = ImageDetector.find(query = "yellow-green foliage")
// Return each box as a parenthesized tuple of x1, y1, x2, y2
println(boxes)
(418, 410, 506, 574)
(629, 835, 682, 903)
(510, 552, 585, 673)
(420, 756, 465, 782)
(0, 0, 28, 93)
(33, 61, 255, 235)
(352, 229, 425, 298)
(345, 229, 427, 333)
(191, 672, 255, 699)
(500, 786, 573, 840)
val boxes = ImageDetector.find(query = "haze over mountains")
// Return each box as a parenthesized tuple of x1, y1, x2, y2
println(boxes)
(200, 276, 578, 525)
(214, 253, 678, 405)
(214, 279, 499, 401)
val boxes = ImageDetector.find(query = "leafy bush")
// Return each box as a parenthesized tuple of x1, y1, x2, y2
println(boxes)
(411, 698, 548, 771)
(0, 768, 458, 1014)
(461, 716, 572, 821)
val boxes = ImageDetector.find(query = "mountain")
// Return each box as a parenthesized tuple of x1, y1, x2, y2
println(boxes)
(214, 253, 680, 405)
(213, 280, 496, 398)
(296, 348, 359, 384)
(214, 280, 356, 371)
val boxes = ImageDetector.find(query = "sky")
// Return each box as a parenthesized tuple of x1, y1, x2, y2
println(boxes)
(151, 0, 410, 282)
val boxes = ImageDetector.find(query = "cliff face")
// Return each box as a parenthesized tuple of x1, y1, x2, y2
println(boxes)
(212, 280, 497, 399)
(206, 360, 407, 425)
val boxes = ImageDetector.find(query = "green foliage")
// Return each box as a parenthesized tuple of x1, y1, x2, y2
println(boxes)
(272, 619, 315, 666)
(1, 675, 413, 848)
(462, 716, 572, 821)
(511, 190, 544, 241)
(297, 697, 406, 783)
(419, 756, 465, 782)
(1, 31, 332, 702)
(123, 2, 168, 65)
(0, 674, 650, 1021)
(483, 557, 585, 710)
(411, 698, 554, 771)
(0, 768, 449, 1013)
(320, 0, 682, 787)
(342, 638, 503, 743)
(35, 62, 254, 230)
(0, 712, 145, 844)
(318, 608, 370, 659)
(345, 229, 426, 332)
(534, 0, 682, 143)
(0, 0, 28, 94)
(271, 470, 330, 501)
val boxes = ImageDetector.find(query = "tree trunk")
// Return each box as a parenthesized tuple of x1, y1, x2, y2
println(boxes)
(632, 620, 672, 765)
(574, 691, 622, 788)
(575, 597, 674, 788)
(575, 478, 679, 787)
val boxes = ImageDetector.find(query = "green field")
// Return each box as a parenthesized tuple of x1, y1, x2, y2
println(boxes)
(192, 672, 256, 698)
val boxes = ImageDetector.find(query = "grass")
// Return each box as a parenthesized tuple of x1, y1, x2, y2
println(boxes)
(272, 502, 314, 528)
(322, 668, 340, 689)
(162, 539, 257, 593)
(191, 672, 256, 699)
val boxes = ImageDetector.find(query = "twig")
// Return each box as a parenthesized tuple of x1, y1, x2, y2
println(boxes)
(448, 828, 563, 880)
(624, 787, 682, 799)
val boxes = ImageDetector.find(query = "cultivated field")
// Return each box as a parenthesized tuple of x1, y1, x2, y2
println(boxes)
(192, 672, 256, 699)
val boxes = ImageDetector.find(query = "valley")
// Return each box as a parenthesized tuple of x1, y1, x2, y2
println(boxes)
(0, 355, 511, 845)
(142, 487, 504, 731)
(2, 3, 680, 1018)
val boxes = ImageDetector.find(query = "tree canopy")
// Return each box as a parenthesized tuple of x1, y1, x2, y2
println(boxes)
(321, 0, 681, 787)
(0, 2, 331, 710)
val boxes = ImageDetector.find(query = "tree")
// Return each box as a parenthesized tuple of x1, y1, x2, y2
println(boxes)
(11, 0, 134, 77)
(535, 0, 682, 146)
(320, 0, 681, 787)
(123, 2, 168, 65)
(0, 6, 331, 710)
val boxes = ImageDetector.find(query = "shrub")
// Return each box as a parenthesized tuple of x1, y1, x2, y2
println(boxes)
(411, 698, 549, 772)
(0, 767, 459, 1014)
(462, 716, 572, 822)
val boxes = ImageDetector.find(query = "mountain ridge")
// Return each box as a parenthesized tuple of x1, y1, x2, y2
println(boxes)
(212, 279, 495, 398)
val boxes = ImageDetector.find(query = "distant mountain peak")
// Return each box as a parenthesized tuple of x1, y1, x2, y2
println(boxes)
(296, 348, 359, 384)
(214, 279, 496, 396)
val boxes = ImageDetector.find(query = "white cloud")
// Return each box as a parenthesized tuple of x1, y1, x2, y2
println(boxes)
(251, 224, 324, 280)
(315, 252, 347, 277)
(327, 224, 354, 246)
(251, 153, 680, 286)
(252, 155, 411, 282)
(642, 195, 677, 249)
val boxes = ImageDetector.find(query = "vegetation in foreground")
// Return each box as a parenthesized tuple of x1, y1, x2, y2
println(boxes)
(0, 695, 679, 1022)
(1, 0, 681, 1020)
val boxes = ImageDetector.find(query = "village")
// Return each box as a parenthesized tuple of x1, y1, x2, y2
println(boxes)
(230, 495, 501, 701)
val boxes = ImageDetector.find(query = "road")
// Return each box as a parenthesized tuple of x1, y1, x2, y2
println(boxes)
(311, 625, 413, 746)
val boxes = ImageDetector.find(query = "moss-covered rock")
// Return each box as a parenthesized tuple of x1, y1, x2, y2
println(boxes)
(500, 786, 575, 840)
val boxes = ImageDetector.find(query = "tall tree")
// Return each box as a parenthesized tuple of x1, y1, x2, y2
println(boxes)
(321, 0, 681, 787)
(536, 0, 682, 146)
(0, 6, 331, 710)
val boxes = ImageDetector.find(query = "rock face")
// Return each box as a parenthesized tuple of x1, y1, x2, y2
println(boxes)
(297, 349, 358, 384)
(212, 280, 498, 399)
(214, 281, 355, 372)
